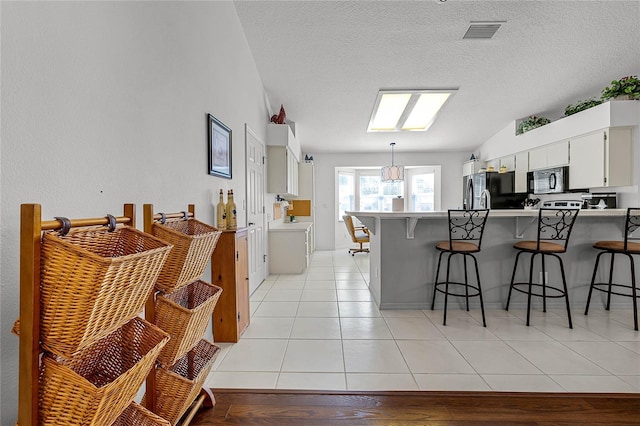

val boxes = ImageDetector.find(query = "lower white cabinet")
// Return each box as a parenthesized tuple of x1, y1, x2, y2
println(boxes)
(268, 223, 312, 274)
(569, 127, 633, 189)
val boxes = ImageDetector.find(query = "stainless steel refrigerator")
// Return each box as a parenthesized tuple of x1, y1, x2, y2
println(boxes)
(463, 171, 526, 209)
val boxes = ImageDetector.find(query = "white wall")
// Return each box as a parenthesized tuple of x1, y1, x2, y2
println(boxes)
(309, 151, 469, 250)
(0, 2, 268, 422)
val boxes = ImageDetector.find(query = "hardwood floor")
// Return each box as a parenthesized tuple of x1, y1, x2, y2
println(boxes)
(190, 389, 640, 425)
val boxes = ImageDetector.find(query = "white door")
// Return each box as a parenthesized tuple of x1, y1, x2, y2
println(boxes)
(245, 124, 266, 294)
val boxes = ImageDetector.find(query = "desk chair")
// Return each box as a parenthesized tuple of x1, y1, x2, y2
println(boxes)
(432, 209, 490, 326)
(585, 208, 640, 330)
(506, 208, 579, 328)
(343, 215, 370, 255)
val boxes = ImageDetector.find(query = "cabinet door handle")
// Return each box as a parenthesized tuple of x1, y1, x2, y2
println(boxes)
(248, 222, 255, 226)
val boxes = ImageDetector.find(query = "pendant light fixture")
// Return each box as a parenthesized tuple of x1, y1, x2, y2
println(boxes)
(381, 142, 404, 182)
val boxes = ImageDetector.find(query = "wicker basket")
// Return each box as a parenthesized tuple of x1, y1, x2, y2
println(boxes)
(40, 225, 172, 357)
(152, 218, 221, 292)
(39, 316, 169, 426)
(111, 402, 171, 426)
(155, 279, 223, 366)
(147, 339, 220, 424)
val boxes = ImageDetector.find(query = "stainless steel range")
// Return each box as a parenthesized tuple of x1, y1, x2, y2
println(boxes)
(541, 200, 582, 209)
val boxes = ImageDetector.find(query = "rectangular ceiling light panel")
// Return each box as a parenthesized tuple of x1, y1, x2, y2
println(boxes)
(368, 89, 456, 132)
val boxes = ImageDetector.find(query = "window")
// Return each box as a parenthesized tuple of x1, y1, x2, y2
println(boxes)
(358, 172, 404, 212)
(337, 171, 354, 220)
(407, 167, 439, 211)
(337, 166, 440, 220)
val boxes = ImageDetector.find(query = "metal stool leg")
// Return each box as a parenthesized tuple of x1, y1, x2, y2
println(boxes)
(541, 254, 547, 313)
(556, 254, 573, 329)
(432, 250, 445, 310)
(443, 253, 453, 326)
(606, 252, 616, 310)
(627, 253, 638, 331)
(472, 254, 486, 327)
(526, 253, 537, 327)
(506, 250, 523, 311)
(585, 251, 604, 315)
(464, 254, 470, 311)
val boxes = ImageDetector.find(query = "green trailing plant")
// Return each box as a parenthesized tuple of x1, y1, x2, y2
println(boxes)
(601, 75, 640, 100)
(564, 98, 603, 116)
(516, 115, 551, 135)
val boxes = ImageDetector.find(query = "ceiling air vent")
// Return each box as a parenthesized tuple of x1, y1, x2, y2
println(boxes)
(463, 21, 504, 39)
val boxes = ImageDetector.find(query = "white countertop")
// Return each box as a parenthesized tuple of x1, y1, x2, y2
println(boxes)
(269, 221, 313, 232)
(346, 209, 627, 219)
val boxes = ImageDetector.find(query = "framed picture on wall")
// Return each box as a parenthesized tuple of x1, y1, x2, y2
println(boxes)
(208, 113, 232, 179)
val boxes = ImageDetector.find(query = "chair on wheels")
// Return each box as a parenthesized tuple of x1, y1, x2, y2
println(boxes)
(506, 208, 579, 328)
(431, 209, 490, 326)
(343, 215, 370, 256)
(585, 208, 640, 330)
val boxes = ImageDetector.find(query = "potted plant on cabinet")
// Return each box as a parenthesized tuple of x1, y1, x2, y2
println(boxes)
(516, 115, 551, 135)
(564, 98, 603, 116)
(601, 75, 640, 101)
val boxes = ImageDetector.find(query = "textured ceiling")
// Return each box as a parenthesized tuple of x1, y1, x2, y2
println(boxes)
(233, 0, 640, 154)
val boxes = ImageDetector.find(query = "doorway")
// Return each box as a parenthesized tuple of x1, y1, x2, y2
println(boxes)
(245, 124, 266, 294)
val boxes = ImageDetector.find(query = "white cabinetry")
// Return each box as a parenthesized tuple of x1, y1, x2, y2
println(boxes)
(528, 140, 569, 170)
(569, 127, 633, 189)
(267, 123, 300, 196)
(499, 155, 515, 171)
(267, 146, 299, 196)
(462, 160, 485, 176)
(514, 151, 529, 193)
(268, 223, 312, 274)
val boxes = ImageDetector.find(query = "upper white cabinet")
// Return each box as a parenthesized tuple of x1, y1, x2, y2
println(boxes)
(462, 159, 485, 176)
(569, 127, 633, 189)
(514, 151, 529, 193)
(267, 123, 300, 196)
(528, 140, 569, 170)
(267, 123, 301, 161)
(498, 155, 515, 171)
(267, 146, 298, 196)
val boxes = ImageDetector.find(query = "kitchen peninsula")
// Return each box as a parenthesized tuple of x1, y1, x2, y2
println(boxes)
(347, 209, 630, 311)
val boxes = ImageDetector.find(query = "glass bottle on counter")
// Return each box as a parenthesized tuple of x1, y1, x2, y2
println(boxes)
(216, 189, 227, 230)
(226, 189, 237, 230)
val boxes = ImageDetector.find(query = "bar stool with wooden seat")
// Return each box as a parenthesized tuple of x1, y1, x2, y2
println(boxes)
(431, 209, 490, 327)
(505, 208, 579, 328)
(585, 208, 640, 330)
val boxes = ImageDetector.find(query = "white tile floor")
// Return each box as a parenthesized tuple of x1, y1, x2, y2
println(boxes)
(205, 250, 640, 393)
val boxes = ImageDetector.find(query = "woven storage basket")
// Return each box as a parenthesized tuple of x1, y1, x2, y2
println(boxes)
(155, 279, 223, 366)
(40, 225, 172, 357)
(39, 316, 169, 426)
(111, 402, 170, 426)
(152, 219, 221, 292)
(147, 339, 220, 424)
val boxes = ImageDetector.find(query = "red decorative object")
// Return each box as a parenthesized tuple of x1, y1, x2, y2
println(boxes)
(270, 104, 287, 124)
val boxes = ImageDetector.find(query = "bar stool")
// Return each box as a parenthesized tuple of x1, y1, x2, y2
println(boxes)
(506, 208, 579, 328)
(431, 209, 489, 326)
(585, 208, 640, 330)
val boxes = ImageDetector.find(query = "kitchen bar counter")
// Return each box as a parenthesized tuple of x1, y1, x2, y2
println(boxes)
(346, 209, 630, 310)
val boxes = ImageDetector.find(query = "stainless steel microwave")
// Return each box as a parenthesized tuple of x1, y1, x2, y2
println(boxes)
(527, 166, 569, 194)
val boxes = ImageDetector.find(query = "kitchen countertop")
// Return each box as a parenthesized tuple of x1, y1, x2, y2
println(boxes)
(346, 209, 627, 218)
(269, 221, 313, 231)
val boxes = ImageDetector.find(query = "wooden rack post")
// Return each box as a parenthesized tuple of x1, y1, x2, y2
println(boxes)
(143, 204, 215, 425)
(17, 203, 135, 425)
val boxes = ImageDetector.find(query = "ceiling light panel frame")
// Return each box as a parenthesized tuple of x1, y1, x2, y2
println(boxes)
(367, 89, 457, 133)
